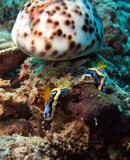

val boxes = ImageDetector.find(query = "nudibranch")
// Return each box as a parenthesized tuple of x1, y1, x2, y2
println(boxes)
(12, 0, 104, 60)
(82, 68, 108, 92)
(43, 87, 69, 121)
(81, 62, 109, 92)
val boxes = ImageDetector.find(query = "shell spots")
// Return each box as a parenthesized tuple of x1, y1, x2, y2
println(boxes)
(62, 2, 67, 8)
(84, 45, 90, 51)
(69, 41, 76, 49)
(26, 2, 31, 7)
(31, 40, 35, 52)
(54, 21, 59, 26)
(74, 8, 82, 16)
(90, 39, 95, 48)
(47, 19, 59, 27)
(65, 20, 70, 26)
(52, 32, 56, 36)
(57, 29, 62, 36)
(38, 9, 44, 15)
(55, 6, 61, 10)
(72, 25, 75, 29)
(23, 32, 28, 37)
(89, 20, 92, 24)
(50, 36, 54, 39)
(67, 13, 71, 18)
(76, 43, 81, 49)
(78, 11, 82, 16)
(62, 2, 66, 6)
(92, 7, 99, 19)
(85, 13, 89, 18)
(25, 8, 29, 13)
(71, 20, 74, 25)
(61, 2, 68, 10)
(31, 40, 35, 45)
(38, 31, 42, 36)
(30, 6, 35, 13)
(47, 18, 53, 23)
(52, 10, 56, 14)
(45, 42, 52, 50)
(39, 51, 46, 57)
(93, 12, 99, 19)
(76, 5, 80, 9)
(63, 34, 66, 38)
(62, 11, 66, 15)
(68, 35, 72, 40)
(34, 30, 38, 35)
(46, 11, 51, 15)
(86, 4, 90, 10)
(89, 26, 94, 34)
(84, 18, 89, 25)
(73, 5, 82, 16)
(96, 33, 100, 41)
(52, 50, 58, 56)
(64, 6, 68, 10)
(94, 21, 96, 27)
(21, 6, 25, 11)
(49, 10, 56, 16)
(82, 25, 88, 32)
(92, 7, 97, 14)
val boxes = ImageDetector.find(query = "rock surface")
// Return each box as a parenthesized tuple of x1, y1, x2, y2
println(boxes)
(0, 28, 27, 74)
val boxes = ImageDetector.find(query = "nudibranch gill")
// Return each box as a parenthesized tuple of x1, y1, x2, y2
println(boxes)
(12, 0, 104, 60)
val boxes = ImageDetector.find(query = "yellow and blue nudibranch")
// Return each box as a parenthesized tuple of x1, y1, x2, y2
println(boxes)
(12, 0, 104, 60)
(39, 62, 108, 121)
(81, 61, 109, 92)
(41, 86, 69, 121)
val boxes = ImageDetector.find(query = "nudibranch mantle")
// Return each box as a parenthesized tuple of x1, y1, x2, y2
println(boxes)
(81, 67, 109, 92)
(44, 87, 69, 121)
(12, 0, 104, 60)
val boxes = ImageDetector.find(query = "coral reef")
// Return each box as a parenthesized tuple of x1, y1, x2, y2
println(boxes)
(92, 0, 130, 87)
(0, 56, 128, 159)
(92, 0, 129, 54)
(0, 0, 130, 159)
(0, 0, 27, 28)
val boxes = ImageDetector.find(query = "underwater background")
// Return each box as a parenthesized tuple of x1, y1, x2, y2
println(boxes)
(0, 0, 130, 159)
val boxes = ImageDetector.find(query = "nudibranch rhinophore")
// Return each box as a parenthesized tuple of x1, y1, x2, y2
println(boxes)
(12, 0, 104, 60)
